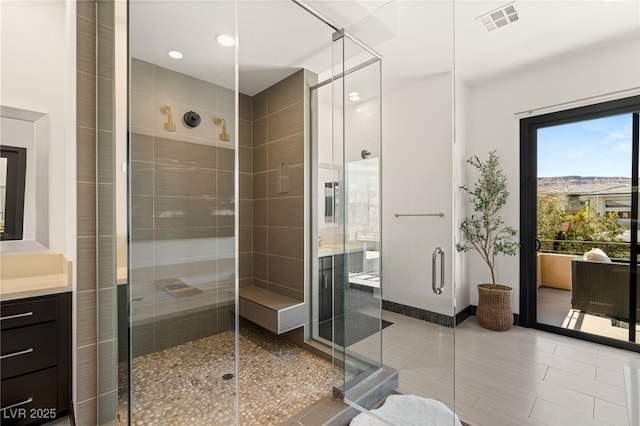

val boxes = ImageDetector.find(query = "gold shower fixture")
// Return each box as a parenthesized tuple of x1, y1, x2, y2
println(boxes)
(160, 105, 176, 132)
(213, 117, 230, 141)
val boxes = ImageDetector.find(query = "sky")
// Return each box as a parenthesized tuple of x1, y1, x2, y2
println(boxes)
(537, 113, 633, 178)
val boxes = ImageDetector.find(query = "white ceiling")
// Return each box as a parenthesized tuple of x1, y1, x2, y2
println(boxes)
(130, 0, 640, 96)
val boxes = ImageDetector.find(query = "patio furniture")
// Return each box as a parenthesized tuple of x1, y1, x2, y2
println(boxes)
(571, 258, 640, 322)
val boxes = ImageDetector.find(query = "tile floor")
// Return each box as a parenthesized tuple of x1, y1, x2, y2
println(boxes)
(373, 310, 640, 426)
(56, 309, 639, 425)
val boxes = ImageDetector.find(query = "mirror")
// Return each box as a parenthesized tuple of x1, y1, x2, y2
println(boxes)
(0, 145, 27, 240)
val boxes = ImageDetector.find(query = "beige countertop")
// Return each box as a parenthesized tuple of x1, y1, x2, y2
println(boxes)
(1, 252, 71, 301)
(317, 243, 367, 258)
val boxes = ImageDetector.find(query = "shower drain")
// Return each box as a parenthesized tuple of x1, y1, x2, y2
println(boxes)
(222, 373, 234, 380)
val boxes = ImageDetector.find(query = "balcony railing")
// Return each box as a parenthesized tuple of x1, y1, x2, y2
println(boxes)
(538, 238, 631, 259)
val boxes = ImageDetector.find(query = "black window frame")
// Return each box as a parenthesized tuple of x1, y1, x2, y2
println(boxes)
(519, 95, 640, 351)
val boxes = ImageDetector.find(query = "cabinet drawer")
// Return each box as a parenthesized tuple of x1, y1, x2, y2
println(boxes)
(1, 368, 58, 426)
(1, 322, 58, 380)
(0, 298, 57, 330)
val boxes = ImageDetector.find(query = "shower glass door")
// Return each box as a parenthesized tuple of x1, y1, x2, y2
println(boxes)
(331, 29, 384, 400)
(128, 2, 238, 424)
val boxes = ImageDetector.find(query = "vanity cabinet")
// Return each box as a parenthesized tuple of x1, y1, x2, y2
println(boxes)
(318, 252, 365, 324)
(1, 292, 71, 425)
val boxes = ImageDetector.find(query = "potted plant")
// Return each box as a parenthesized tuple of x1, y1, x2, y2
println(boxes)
(456, 150, 520, 331)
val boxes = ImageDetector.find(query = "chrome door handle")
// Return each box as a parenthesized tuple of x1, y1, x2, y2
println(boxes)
(432, 247, 445, 295)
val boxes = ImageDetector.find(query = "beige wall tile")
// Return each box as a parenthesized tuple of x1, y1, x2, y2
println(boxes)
(76, 398, 97, 426)
(253, 117, 267, 148)
(268, 255, 304, 292)
(97, 22, 114, 79)
(97, 130, 114, 184)
(98, 340, 117, 395)
(77, 290, 97, 347)
(268, 102, 303, 142)
(239, 225, 253, 253)
(77, 71, 97, 129)
(253, 253, 268, 281)
(253, 90, 268, 120)
(77, 237, 97, 292)
(77, 14, 96, 76)
(253, 199, 268, 226)
(155, 138, 216, 168)
(239, 119, 252, 148)
(155, 166, 217, 197)
(239, 147, 252, 173)
(239, 172, 252, 200)
(253, 172, 268, 200)
(130, 133, 154, 162)
(239, 252, 253, 279)
(77, 127, 96, 183)
(216, 170, 234, 199)
(97, 236, 115, 289)
(239, 199, 253, 227)
(267, 133, 304, 169)
(97, 183, 115, 236)
(268, 197, 304, 228)
(97, 76, 113, 132)
(217, 146, 235, 171)
(268, 227, 304, 260)
(253, 226, 268, 254)
(253, 143, 268, 173)
(77, 344, 97, 403)
(78, 182, 97, 237)
(268, 70, 303, 113)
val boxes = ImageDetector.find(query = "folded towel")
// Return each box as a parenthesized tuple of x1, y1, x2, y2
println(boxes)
(349, 395, 463, 426)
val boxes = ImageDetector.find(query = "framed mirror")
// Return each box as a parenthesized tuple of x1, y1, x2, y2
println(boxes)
(0, 145, 27, 240)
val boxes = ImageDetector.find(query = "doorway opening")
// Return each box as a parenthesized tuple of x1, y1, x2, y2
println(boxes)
(520, 95, 640, 350)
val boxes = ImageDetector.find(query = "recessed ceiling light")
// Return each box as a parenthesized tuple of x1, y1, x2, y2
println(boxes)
(356, 108, 363, 112)
(349, 91, 360, 101)
(168, 50, 183, 59)
(216, 34, 236, 47)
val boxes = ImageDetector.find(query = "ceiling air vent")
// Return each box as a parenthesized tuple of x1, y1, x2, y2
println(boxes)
(477, 1, 519, 32)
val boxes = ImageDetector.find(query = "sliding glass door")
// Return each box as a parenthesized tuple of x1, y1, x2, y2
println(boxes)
(521, 95, 640, 348)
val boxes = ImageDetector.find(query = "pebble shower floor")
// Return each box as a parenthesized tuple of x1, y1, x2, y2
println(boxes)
(119, 322, 334, 425)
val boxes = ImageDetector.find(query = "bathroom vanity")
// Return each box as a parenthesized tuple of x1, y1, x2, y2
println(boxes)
(1, 292, 71, 425)
(0, 253, 72, 425)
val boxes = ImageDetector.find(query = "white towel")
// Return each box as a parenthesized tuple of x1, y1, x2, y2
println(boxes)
(349, 395, 463, 426)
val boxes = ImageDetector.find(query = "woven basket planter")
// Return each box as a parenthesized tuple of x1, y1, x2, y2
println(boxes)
(476, 284, 513, 331)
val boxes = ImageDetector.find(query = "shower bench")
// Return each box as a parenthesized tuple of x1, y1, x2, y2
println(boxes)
(239, 287, 306, 334)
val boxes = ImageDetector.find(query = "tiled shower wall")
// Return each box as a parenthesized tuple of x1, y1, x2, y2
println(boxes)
(128, 58, 239, 355)
(76, 1, 113, 424)
(251, 70, 306, 302)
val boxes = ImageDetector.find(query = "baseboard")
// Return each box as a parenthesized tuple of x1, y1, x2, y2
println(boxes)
(382, 300, 466, 328)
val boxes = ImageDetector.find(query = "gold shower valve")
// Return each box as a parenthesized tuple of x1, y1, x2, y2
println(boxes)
(213, 117, 230, 141)
(160, 105, 176, 132)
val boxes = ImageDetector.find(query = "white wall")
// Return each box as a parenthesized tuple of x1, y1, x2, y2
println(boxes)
(464, 36, 640, 313)
(0, 1, 76, 255)
(382, 72, 456, 316)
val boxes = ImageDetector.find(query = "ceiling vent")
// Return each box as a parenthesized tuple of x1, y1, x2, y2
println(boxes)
(477, 1, 519, 32)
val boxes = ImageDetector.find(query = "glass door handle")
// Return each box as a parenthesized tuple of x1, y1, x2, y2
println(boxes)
(432, 247, 445, 295)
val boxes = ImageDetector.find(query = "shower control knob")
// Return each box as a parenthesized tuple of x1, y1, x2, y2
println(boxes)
(183, 110, 201, 128)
